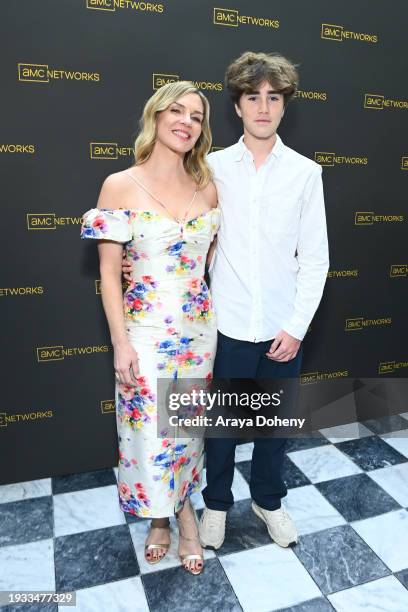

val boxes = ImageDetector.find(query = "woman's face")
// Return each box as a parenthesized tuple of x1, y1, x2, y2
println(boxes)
(155, 92, 204, 154)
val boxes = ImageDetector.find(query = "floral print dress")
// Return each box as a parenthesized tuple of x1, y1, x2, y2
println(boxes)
(81, 206, 220, 518)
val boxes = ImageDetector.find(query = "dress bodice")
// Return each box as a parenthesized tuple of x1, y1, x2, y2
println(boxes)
(81, 207, 220, 280)
(81, 207, 220, 324)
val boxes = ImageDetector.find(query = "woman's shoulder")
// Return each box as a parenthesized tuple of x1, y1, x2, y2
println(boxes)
(96, 168, 136, 210)
(199, 180, 218, 209)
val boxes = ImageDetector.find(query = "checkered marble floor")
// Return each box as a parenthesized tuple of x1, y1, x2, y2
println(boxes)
(1, 414, 408, 611)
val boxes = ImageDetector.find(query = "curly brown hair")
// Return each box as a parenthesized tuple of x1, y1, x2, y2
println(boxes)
(225, 51, 299, 107)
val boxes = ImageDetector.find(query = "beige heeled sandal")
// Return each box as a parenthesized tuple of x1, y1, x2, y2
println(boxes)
(144, 523, 170, 565)
(176, 505, 204, 575)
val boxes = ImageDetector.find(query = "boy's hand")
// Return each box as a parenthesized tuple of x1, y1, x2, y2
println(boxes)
(122, 252, 133, 281)
(266, 330, 301, 362)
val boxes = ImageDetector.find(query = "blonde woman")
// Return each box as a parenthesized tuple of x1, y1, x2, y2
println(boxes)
(81, 82, 219, 575)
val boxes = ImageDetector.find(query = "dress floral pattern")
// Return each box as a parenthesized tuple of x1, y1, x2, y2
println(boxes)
(81, 207, 220, 517)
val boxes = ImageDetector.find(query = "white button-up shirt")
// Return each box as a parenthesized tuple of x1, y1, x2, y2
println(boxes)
(207, 134, 329, 342)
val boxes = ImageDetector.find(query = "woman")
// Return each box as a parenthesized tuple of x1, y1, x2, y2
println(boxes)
(81, 81, 219, 575)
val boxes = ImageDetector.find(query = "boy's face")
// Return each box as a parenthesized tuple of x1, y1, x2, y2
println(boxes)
(235, 80, 285, 141)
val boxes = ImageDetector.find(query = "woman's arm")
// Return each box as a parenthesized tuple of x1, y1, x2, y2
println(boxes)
(202, 180, 219, 269)
(96, 175, 139, 385)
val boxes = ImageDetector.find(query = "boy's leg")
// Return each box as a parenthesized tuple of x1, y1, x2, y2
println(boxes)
(202, 332, 260, 511)
(250, 347, 303, 509)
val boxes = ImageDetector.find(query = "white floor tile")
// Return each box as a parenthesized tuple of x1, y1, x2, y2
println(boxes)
(0, 539, 55, 591)
(368, 463, 408, 507)
(283, 485, 346, 536)
(54, 485, 125, 537)
(220, 544, 321, 611)
(381, 430, 408, 458)
(352, 509, 408, 572)
(319, 422, 372, 443)
(0, 478, 51, 504)
(328, 575, 408, 612)
(288, 445, 362, 483)
(235, 442, 254, 463)
(74, 576, 149, 612)
(129, 516, 215, 574)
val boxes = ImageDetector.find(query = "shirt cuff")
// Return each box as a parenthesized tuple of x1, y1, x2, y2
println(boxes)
(282, 315, 309, 341)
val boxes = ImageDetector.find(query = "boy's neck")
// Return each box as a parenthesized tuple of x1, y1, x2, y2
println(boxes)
(243, 131, 277, 170)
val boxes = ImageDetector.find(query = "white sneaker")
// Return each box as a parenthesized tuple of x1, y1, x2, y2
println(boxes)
(252, 501, 298, 547)
(198, 507, 227, 550)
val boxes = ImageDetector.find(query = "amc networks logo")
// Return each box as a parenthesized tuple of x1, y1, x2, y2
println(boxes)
(390, 264, 407, 277)
(153, 73, 180, 89)
(321, 24, 377, 43)
(0, 410, 53, 427)
(0, 144, 35, 154)
(295, 90, 327, 102)
(90, 142, 133, 159)
(86, 0, 164, 13)
(355, 212, 404, 225)
(0, 286, 44, 297)
(213, 7, 279, 28)
(327, 269, 358, 279)
(379, 360, 408, 374)
(101, 400, 115, 414)
(152, 73, 223, 92)
(315, 152, 368, 167)
(401, 156, 408, 170)
(18, 63, 100, 83)
(345, 317, 392, 331)
(301, 370, 349, 384)
(27, 214, 82, 230)
(36, 345, 109, 362)
(364, 94, 408, 110)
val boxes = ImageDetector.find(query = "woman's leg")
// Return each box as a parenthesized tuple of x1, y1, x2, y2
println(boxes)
(144, 517, 171, 563)
(176, 497, 203, 574)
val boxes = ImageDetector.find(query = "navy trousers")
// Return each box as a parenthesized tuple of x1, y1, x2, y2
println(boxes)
(202, 331, 303, 511)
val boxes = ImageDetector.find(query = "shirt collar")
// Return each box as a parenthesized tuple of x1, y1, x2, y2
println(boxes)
(233, 133, 285, 163)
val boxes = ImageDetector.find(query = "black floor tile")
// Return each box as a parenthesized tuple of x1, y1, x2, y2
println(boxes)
(142, 557, 242, 612)
(54, 525, 139, 592)
(336, 436, 408, 471)
(276, 597, 334, 611)
(52, 469, 116, 495)
(0, 497, 53, 548)
(395, 568, 408, 589)
(236, 456, 310, 490)
(293, 525, 390, 595)
(363, 415, 408, 435)
(285, 434, 330, 454)
(316, 473, 401, 521)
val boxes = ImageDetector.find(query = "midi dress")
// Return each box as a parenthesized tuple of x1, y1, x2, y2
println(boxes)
(81, 196, 220, 518)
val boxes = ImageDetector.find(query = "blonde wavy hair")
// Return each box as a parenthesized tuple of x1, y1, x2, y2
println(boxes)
(133, 81, 212, 189)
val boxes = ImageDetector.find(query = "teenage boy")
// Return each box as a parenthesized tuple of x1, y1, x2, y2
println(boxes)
(198, 51, 329, 549)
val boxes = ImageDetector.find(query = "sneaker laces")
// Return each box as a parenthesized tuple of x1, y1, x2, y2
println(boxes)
(206, 510, 225, 529)
(272, 507, 291, 528)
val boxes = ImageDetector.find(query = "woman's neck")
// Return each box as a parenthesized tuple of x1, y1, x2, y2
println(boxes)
(139, 141, 188, 183)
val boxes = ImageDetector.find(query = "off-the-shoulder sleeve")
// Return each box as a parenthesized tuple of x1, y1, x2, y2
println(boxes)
(80, 208, 132, 242)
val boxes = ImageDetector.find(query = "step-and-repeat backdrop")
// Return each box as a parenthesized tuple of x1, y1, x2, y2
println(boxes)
(1, 0, 407, 483)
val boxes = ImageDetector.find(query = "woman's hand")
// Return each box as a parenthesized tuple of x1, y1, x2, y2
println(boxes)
(122, 252, 133, 282)
(113, 340, 140, 385)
